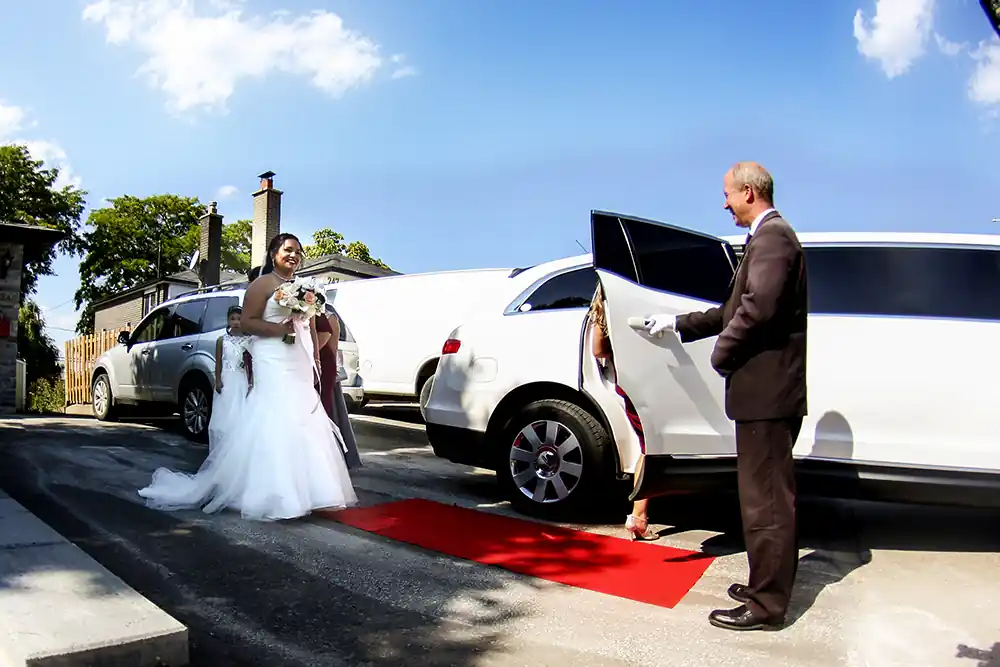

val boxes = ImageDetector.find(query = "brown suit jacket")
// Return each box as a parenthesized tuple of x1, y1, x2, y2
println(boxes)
(676, 211, 808, 422)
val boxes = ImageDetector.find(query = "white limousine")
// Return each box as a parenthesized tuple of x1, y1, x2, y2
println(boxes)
(423, 211, 1000, 516)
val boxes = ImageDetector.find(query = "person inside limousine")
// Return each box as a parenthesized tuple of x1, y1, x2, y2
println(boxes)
(588, 286, 658, 541)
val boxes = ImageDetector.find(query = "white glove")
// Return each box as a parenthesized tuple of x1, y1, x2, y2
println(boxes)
(644, 314, 677, 338)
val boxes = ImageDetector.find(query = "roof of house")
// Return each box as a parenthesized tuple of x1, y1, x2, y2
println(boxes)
(298, 253, 399, 278)
(91, 268, 246, 308)
(92, 252, 397, 310)
(0, 222, 66, 264)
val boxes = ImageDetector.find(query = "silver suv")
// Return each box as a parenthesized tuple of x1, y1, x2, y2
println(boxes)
(91, 286, 363, 440)
(91, 288, 244, 440)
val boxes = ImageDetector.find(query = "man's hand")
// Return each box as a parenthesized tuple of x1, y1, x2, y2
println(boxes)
(644, 314, 677, 338)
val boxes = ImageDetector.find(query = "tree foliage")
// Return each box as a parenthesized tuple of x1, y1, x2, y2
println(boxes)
(179, 218, 253, 274)
(17, 299, 60, 385)
(75, 194, 205, 333)
(982, 0, 1000, 39)
(303, 228, 390, 270)
(0, 144, 86, 298)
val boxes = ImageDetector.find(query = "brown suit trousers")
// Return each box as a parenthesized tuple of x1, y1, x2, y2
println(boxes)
(676, 212, 807, 622)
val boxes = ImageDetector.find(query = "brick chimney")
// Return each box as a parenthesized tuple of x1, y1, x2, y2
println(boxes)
(251, 170, 282, 272)
(197, 201, 223, 287)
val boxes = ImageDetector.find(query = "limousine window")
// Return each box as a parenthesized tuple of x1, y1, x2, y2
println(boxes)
(806, 246, 1000, 321)
(522, 267, 597, 312)
(627, 221, 734, 304)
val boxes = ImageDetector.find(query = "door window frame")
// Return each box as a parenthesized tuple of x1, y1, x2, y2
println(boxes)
(129, 307, 171, 346)
(591, 211, 736, 300)
(159, 298, 207, 342)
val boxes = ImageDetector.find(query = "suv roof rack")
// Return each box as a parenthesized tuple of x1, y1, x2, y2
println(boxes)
(175, 281, 248, 299)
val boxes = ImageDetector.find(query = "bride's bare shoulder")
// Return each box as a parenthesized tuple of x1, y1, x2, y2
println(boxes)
(243, 275, 275, 310)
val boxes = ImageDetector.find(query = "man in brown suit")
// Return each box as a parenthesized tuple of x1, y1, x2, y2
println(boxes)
(644, 162, 807, 631)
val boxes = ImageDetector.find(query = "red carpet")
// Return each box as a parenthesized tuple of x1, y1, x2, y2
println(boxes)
(322, 499, 715, 608)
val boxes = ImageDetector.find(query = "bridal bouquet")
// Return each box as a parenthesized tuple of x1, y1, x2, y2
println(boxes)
(273, 276, 328, 344)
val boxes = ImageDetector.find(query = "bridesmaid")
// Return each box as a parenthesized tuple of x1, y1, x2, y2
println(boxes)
(315, 310, 363, 469)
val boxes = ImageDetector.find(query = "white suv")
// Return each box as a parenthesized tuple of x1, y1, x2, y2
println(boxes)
(423, 211, 1000, 516)
(92, 285, 363, 439)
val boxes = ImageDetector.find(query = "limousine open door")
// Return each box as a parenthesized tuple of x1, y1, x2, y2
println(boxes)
(590, 211, 739, 499)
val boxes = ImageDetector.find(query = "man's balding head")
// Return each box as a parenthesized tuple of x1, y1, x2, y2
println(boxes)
(723, 162, 775, 229)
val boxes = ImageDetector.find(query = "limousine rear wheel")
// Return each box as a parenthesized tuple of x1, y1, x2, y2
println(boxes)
(499, 399, 612, 517)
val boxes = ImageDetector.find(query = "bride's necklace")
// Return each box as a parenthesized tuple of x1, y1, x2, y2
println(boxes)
(272, 269, 294, 281)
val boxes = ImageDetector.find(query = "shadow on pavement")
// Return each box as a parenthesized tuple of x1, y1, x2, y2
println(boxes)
(957, 642, 1000, 666)
(0, 418, 543, 667)
(355, 403, 425, 425)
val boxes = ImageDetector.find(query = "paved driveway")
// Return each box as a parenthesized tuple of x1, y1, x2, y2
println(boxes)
(0, 412, 997, 667)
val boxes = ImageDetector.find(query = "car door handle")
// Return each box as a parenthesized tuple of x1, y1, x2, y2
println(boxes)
(627, 317, 651, 331)
(181, 343, 193, 351)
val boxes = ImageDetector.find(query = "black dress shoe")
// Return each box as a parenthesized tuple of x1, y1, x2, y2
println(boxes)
(727, 583, 750, 604)
(708, 605, 782, 631)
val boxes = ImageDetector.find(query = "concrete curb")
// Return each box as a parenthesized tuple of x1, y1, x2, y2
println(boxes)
(0, 492, 188, 666)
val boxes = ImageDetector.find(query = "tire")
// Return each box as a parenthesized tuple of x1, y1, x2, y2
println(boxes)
(91, 373, 117, 422)
(498, 399, 613, 518)
(179, 377, 213, 443)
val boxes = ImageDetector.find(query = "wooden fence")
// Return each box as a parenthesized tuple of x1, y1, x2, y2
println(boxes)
(64, 328, 127, 406)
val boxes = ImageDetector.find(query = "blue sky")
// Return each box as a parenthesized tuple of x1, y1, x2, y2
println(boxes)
(2, 0, 999, 352)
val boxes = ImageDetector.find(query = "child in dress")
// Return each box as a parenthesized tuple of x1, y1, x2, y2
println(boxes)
(208, 306, 253, 452)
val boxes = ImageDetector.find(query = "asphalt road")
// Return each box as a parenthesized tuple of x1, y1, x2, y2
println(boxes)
(0, 408, 998, 667)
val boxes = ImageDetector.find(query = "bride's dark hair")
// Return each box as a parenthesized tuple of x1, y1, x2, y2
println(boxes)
(261, 233, 302, 276)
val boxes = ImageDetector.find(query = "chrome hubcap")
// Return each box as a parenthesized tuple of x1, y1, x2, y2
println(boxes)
(93, 379, 108, 415)
(184, 388, 209, 435)
(509, 419, 584, 504)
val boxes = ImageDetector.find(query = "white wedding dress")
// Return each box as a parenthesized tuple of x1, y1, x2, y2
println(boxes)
(138, 293, 359, 521)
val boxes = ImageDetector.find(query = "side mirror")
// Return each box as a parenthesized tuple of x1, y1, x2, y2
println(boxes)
(117, 331, 130, 345)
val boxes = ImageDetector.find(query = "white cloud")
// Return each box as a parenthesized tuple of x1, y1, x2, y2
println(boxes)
(389, 53, 418, 79)
(0, 101, 27, 136)
(215, 184, 238, 199)
(853, 0, 1000, 114)
(934, 32, 964, 57)
(969, 41, 1000, 107)
(0, 101, 80, 189)
(82, 0, 402, 114)
(853, 0, 936, 78)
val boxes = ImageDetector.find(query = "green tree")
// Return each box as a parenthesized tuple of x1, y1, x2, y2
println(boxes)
(17, 299, 60, 386)
(303, 228, 390, 270)
(345, 240, 390, 270)
(982, 0, 1000, 39)
(0, 144, 86, 298)
(303, 228, 346, 258)
(179, 218, 253, 274)
(75, 194, 205, 334)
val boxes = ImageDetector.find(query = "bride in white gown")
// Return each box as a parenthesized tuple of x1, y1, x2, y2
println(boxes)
(138, 233, 358, 521)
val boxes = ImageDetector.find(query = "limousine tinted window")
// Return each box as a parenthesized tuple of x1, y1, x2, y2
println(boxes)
(523, 267, 598, 312)
(806, 246, 1000, 320)
(626, 220, 734, 304)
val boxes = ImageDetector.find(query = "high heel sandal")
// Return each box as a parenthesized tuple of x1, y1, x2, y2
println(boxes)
(625, 514, 659, 541)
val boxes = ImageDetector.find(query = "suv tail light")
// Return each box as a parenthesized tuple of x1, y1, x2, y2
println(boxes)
(615, 384, 646, 454)
(442, 338, 461, 355)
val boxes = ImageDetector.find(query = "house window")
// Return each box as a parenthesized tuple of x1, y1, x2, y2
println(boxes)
(141, 291, 158, 317)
